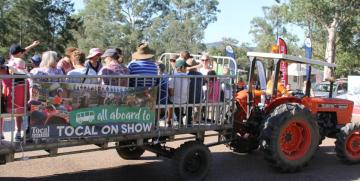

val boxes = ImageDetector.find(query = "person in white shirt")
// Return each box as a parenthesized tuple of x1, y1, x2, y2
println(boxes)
(167, 58, 190, 126)
(67, 50, 97, 84)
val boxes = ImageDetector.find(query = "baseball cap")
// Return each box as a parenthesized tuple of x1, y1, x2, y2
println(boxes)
(101, 49, 118, 58)
(10, 44, 26, 55)
(31, 54, 42, 66)
(175, 58, 189, 68)
(158, 63, 166, 72)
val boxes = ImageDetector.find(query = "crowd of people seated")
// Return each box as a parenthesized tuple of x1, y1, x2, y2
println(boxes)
(0, 41, 234, 140)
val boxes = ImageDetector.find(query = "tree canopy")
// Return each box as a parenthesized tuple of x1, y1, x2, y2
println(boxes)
(75, 0, 219, 62)
(0, 0, 76, 56)
(0, 0, 358, 77)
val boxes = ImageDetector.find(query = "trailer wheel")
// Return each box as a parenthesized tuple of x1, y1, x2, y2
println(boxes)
(335, 122, 360, 164)
(0, 155, 6, 165)
(260, 103, 319, 172)
(115, 141, 145, 160)
(173, 141, 211, 180)
(230, 133, 258, 153)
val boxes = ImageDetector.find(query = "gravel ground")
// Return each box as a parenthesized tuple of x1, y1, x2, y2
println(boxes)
(0, 136, 359, 181)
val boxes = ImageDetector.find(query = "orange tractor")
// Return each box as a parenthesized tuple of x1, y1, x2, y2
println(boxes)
(230, 52, 359, 172)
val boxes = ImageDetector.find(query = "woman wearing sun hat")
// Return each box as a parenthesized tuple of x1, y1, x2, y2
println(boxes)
(128, 43, 158, 87)
(85, 48, 103, 73)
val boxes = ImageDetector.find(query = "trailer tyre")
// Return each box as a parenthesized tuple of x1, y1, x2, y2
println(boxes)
(230, 133, 258, 153)
(115, 141, 145, 160)
(173, 141, 211, 180)
(335, 122, 360, 164)
(260, 103, 319, 172)
(0, 155, 6, 165)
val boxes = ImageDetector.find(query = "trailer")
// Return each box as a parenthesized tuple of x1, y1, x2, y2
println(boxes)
(0, 52, 357, 180)
(0, 54, 237, 180)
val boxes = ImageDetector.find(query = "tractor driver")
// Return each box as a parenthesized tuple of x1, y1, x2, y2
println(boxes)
(266, 71, 288, 97)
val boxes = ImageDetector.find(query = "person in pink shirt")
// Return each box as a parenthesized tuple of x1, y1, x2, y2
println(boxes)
(206, 70, 221, 122)
(57, 47, 76, 74)
(207, 70, 220, 103)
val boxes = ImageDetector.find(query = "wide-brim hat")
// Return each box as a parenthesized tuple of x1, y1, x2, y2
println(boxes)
(87, 48, 103, 59)
(132, 43, 155, 60)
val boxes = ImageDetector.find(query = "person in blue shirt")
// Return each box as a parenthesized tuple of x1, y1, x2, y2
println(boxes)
(128, 43, 158, 87)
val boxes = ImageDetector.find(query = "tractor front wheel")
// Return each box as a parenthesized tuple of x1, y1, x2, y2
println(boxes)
(335, 122, 360, 164)
(260, 103, 319, 172)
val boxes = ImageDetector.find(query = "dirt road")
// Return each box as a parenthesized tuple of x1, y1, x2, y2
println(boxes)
(0, 137, 359, 181)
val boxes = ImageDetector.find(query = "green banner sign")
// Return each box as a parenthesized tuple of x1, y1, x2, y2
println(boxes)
(29, 82, 157, 139)
(69, 106, 155, 127)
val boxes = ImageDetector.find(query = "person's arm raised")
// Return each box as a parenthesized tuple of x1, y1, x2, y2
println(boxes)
(24, 40, 40, 54)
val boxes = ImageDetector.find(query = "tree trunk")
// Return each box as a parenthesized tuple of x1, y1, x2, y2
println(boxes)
(323, 13, 339, 80)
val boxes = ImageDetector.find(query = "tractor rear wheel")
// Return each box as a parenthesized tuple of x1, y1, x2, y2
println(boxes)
(260, 103, 319, 172)
(335, 122, 360, 164)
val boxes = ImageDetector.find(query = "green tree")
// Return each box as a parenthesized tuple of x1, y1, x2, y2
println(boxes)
(0, 0, 76, 55)
(76, 0, 219, 61)
(287, 0, 360, 78)
(207, 37, 250, 70)
(249, 5, 300, 54)
(76, 0, 170, 61)
(144, 0, 220, 55)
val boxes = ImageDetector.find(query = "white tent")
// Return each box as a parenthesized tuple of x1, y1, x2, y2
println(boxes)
(287, 63, 323, 90)
(287, 63, 322, 76)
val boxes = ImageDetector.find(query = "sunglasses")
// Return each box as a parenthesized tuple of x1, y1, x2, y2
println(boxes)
(170, 59, 176, 62)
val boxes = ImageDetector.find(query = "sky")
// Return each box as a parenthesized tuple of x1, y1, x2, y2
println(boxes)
(73, 0, 305, 45)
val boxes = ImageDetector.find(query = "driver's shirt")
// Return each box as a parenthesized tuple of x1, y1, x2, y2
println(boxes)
(266, 79, 288, 96)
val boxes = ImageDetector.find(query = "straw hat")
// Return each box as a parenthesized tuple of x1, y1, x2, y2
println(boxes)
(132, 43, 155, 60)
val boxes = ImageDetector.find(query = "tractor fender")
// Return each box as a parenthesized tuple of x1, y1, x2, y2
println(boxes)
(264, 96, 302, 115)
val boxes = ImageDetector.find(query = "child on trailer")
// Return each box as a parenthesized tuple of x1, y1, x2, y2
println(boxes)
(167, 59, 190, 127)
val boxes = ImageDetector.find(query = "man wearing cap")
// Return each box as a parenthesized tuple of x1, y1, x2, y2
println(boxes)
(128, 43, 158, 87)
(8, 41, 40, 74)
(9, 41, 40, 59)
(98, 48, 128, 86)
(167, 58, 190, 126)
(85, 48, 103, 73)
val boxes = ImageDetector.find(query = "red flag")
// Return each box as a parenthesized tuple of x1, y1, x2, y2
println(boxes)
(278, 38, 288, 86)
